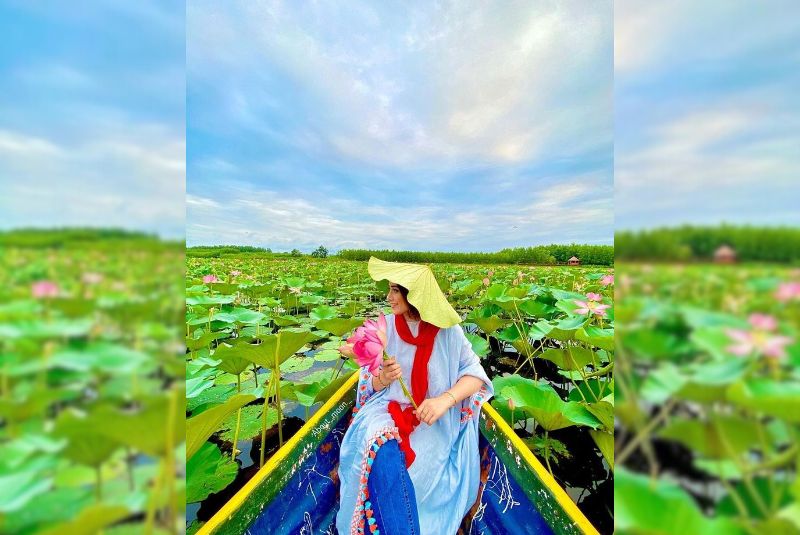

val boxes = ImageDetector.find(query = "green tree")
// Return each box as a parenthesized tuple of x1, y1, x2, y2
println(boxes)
(310, 245, 328, 258)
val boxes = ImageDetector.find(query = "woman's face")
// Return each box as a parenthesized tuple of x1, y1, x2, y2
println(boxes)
(386, 283, 410, 316)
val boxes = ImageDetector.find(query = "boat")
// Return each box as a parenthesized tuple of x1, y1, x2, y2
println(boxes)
(196, 372, 600, 535)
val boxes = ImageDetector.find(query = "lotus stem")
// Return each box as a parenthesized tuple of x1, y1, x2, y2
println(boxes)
(126, 446, 135, 491)
(712, 414, 770, 518)
(616, 398, 676, 466)
(96, 465, 103, 501)
(144, 457, 166, 535)
(231, 408, 242, 461)
(331, 357, 346, 381)
(259, 372, 274, 468)
(382, 353, 417, 409)
(275, 337, 283, 448)
(543, 431, 554, 476)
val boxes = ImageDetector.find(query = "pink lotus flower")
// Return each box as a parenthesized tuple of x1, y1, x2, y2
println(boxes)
(586, 292, 602, 302)
(31, 280, 59, 298)
(601, 274, 614, 286)
(230, 270, 242, 277)
(727, 330, 793, 359)
(482, 277, 490, 287)
(340, 313, 416, 407)
(344, 313, 388, 373)
(573, 298, 611, 317)
(748, 313, 778, 331)
(776, 282, 800, 302)
(487, 270, 494, 277)
(202, 274, 219, 284)
(726, 313, 793, 359)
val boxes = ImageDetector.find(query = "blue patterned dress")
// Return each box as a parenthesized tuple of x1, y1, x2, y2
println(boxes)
(336, 315, 493, 534)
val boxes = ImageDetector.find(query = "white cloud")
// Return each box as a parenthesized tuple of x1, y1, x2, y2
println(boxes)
(0, 129, 65, 156)
(0, 125, 185, 237)
(186, 174, 612, 251)
(188, 0, 612, 168)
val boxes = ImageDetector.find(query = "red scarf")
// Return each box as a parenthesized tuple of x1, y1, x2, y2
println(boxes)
(387, 315, 439, 468)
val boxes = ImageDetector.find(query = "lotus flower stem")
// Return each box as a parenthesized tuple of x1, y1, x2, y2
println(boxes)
(144, 457, 166, 535)
(543, 431, 553, 476)
(126, 446, 135, 491)
(231, 409, 242, 461)
(259, 372, 275, 468)
(275, 337, 283, 448)
(384, 353, 418, 410)
(330, 357, 345, 381)
(616, 398, 677, 465)
(232, 374, 242, 460)
(95, 465, 103, 501)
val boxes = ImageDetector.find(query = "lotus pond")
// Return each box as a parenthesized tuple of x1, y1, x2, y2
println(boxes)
(186, 257, 614, 534)
(0, 238, 185, 534)
(615, 263, 800, 534)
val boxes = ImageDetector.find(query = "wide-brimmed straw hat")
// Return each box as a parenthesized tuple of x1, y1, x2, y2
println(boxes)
(367, 256, 461, 329)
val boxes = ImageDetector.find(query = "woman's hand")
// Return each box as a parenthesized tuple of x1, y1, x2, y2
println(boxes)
(378, 356, 402, 386)
(414, 395, 453, 425)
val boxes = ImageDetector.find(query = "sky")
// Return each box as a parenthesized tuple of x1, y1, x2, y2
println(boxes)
(0, 1, 185, 238)
(187, 1, 613, 252)
(615, 0, 800, 230)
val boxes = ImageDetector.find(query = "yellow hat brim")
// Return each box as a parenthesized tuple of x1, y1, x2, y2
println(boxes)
(367, 257, 461, 329)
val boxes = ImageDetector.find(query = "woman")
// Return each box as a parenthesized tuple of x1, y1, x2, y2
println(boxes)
(336, 257, 493, 535)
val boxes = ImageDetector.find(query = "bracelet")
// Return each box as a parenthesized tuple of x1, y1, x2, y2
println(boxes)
(443, 391, 457, 407)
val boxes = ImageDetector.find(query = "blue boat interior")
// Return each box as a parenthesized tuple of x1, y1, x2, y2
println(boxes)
(245, 412, 554, 534)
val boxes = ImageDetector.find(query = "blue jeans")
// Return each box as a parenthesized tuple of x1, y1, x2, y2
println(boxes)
(367, 439, 421, 535)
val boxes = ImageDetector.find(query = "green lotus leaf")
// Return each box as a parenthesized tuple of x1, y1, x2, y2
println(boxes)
(727, 379, 800, 422)
(658, 415, 761, 459)
(470, 315, 506, 335)
(37, 504, 132, 535)
(186, 331, 227, 352)
(186, 393, 256, 459)
(186, 442, 238, 503)
(313, 349, 343, 362)
(315, 317, 364, 336)
(0, 466, 53, 513)
(589, 430, 613, 470)
(280, 356, 315, 374)
(309, 305, 338, 321)
(465, 332, 490, 358)
(53, 410, 120, 468)
(575, 325, 614, 350)
(615, 467, 747, 535)
(212, 344, 253, 376)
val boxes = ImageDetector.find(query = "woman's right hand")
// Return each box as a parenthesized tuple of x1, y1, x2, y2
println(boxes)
(379, 356, 403, 386)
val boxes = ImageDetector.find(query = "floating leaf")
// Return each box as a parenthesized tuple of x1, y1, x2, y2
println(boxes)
(186, 394, 256, 459)
(186, 442, 239, 503)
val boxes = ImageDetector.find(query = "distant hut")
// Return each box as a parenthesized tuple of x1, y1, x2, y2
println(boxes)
(568, 255, 580, 266)
(714, 244, 737, 264)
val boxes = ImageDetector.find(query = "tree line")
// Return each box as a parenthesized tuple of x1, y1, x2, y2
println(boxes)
(615, 225, 800, 262)
(338, 244, 614, 265)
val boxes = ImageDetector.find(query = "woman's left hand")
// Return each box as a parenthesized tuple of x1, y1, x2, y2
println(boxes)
(414, 395, 453, 425)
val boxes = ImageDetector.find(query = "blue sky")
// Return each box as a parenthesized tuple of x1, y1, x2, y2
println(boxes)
(187, 1, 613, 252)
(0, 1, 184, 238)
(615, 1, 800, 230)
